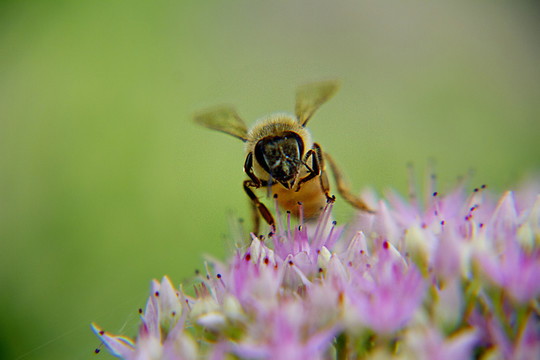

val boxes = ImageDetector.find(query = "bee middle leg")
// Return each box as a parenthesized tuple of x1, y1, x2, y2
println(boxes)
(243, 180, 275, 236)
(324, 151, 375, 213)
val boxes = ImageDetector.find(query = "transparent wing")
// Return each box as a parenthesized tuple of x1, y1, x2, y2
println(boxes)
(194, 105, 248, 141)
(295, 80, 340, 126)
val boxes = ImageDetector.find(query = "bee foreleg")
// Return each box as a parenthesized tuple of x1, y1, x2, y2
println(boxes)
(244, 152, 261, 187)
(324, 152, 375, 213)
(297, 144, 335, 203)
(296, 147, 321, 191)
(243, 180, 275, 236)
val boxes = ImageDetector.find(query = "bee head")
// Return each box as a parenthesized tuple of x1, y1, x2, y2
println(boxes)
(254, 131, 304, 188)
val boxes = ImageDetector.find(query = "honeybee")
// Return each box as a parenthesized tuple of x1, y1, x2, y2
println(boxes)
(194, 80, 374, 235)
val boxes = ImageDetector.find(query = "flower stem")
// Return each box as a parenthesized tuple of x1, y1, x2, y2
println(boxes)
(335, 332, 348, 360)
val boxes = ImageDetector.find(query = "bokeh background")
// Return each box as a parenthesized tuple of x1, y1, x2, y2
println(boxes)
(1, 1, 539, 359)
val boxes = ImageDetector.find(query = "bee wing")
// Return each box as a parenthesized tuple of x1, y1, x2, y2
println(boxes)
(295, 80, 340, 126)
(194, 106, 248, 141)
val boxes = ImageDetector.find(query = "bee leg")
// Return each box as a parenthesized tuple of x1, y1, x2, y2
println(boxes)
(297, 143, 336, 203)
(296, 148, 320, 191)
(243, 153, 275, 236)
(324, 151, 375, 213)
(249, 201, 260, 236)
(243, 180, 276, 236)
(320, 169, 335, 204)
(244, 152, 261, 186)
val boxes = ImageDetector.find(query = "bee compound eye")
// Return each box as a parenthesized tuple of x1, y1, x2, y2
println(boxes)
(283, 131, 304, 160)
(254, 139, 271, 172)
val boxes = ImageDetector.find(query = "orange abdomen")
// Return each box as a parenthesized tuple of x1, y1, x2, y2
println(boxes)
(271, 179, 327, 219)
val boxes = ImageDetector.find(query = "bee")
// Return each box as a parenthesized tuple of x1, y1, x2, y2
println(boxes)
(194, 80, 374, 235)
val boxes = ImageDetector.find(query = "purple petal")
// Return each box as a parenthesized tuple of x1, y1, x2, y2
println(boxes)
(91, 323, 135, 358)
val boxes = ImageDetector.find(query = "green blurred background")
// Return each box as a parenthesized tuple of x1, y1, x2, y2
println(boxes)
(1, 1, 539, 359)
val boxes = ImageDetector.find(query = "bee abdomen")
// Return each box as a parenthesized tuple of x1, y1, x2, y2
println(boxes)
(273, 180, 327, 219)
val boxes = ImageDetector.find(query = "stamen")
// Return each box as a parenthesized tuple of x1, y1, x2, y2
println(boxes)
(406, 162, 418, 208)
(274, 192, 284, 234)
(287, 210, 293, 241)
(297, 202, 304, 228)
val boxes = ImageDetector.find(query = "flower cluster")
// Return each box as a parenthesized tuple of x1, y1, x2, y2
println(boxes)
(92, 180, 540, 359)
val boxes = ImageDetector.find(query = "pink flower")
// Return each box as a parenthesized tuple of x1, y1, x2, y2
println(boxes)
(405, 326, 479, 360)
(92, 177, 540, 359)
(92, 276, 196, 359)
(475, 191, 540, 304)
(231, 301, 338, 360)
(343, 240, 426, 334)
